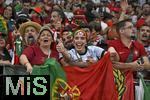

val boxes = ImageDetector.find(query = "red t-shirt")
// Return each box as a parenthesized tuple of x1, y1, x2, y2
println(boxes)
(107, 39, 147, 62)
(22, 45, 59, 65)
(107, 39, 147, 100)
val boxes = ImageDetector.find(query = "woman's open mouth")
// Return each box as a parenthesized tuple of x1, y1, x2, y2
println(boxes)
(75, 43, 84, 49)
(43, 39, 49, 43)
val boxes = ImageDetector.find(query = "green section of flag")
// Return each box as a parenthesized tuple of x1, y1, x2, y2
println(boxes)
(140, 74, 150, 100)
(15, 4, 22, 12)
(32, 58, 66, 100)
(15, 38, 23, 56)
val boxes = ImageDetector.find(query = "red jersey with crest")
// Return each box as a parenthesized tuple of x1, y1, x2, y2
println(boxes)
(107, 39, 147, 100)
(107, 39, 147, 62)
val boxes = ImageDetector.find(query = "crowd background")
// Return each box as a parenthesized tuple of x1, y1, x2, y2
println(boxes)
(0, 0, 150, 100)
(0, 0, 149, 62)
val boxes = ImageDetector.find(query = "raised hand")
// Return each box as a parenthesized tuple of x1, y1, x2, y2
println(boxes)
(56, 39, 65, 53)
(120, 0, 128, 12)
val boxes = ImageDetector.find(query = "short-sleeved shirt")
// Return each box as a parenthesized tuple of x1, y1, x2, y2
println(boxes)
(22, 45, 59, 65)
(68, 45, 105, 62)
(107, 39, 148, 100)
(107, 39, 147, 62)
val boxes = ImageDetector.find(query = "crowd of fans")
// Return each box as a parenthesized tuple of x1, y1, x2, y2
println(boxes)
(0, 0, 150, 99)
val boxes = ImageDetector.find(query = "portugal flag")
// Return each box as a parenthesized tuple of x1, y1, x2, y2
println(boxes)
(63, 53, 118, 100)
(30, 53, 118, 100)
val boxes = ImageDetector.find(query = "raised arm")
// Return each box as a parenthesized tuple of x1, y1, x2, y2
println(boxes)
(56, 39, 71, 62)
(119, 0, 129, 21)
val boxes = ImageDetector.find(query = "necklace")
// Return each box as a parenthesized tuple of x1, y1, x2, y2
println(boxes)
(48, 49, 51, 58)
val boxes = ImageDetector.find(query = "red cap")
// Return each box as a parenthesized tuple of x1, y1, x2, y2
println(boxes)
(34, 7, 42, 14)
(111, 7, 120, 12)
(136, 18, 145, 28)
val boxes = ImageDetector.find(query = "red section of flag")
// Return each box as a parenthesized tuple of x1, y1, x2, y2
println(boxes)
(63, 53, 118, 100)
(14, 54, 20, 64)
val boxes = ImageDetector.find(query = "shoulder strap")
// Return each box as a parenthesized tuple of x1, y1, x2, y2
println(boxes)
(126, 46, 134, 63)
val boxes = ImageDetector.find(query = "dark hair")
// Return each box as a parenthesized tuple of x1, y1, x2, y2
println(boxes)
(142, 3, 150, 9)
(115, 19, 132, 33)
(78, 23, 91, 31)
(22, 0, 31, 3)
(73, 3, 81, 8)
(3, 4, 16, 19)
(51, 9, 66, 24)
(62, 25, 73, 33)
(15, 13, 29, 29)
(89, 22, 101, 32)
(61, 25, 73, 38)
(71, 3, 81, 10)
(85, 2, 94, 12)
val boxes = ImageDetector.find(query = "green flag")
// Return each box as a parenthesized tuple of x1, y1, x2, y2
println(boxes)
(15, 37, 23, 56)
(32, 58, 66, 99)
(139, 73, 150, 100)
